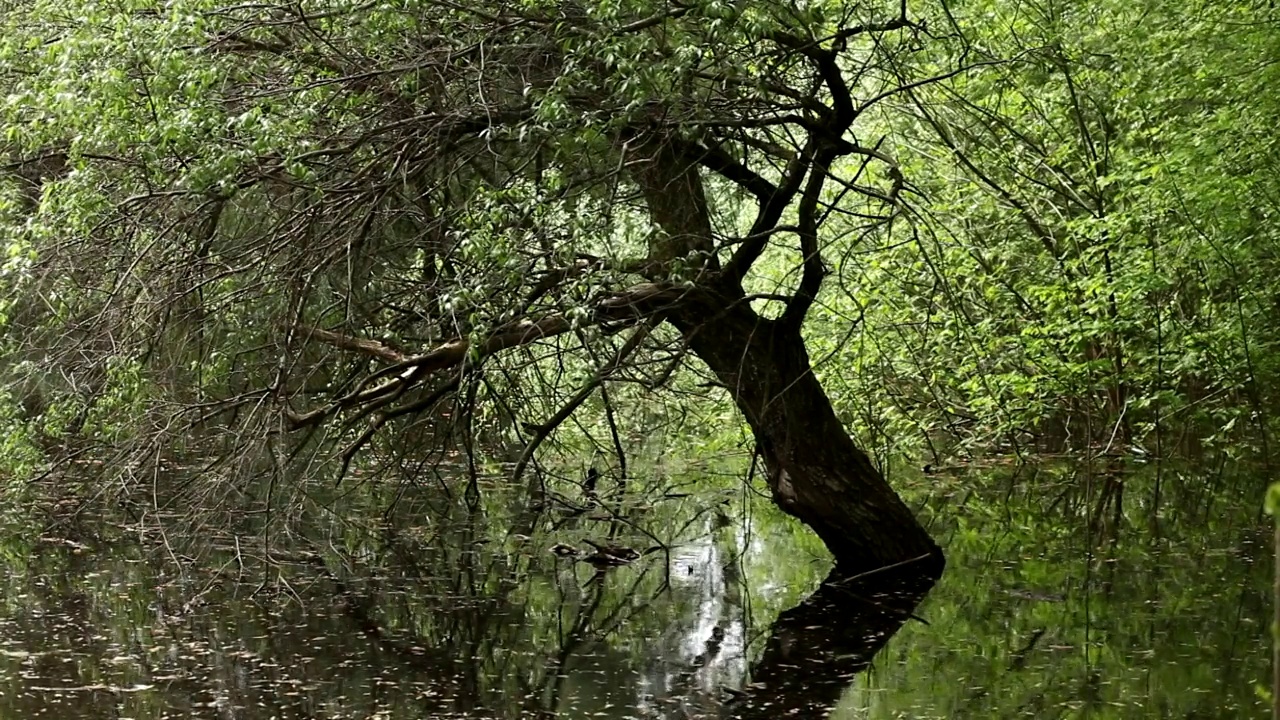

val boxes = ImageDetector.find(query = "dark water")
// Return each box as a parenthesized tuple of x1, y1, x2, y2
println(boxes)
(0, 461, 1269, 718)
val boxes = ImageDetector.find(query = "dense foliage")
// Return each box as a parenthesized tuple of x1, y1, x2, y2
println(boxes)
(826, 0, 1280, 464)
(1, 1, 1276, 716)
(1, 0, 1277, 514)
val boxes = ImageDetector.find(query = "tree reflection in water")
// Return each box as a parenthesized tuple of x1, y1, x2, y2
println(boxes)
(723, 569, 933, 720)
(0, 461, 1269, 718)
(0, 510, 927, 720)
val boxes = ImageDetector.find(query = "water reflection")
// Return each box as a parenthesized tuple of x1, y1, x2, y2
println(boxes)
(0, 528, 920, 718)
(723, 569, 930, 719)
(0, 460, 1270, 718)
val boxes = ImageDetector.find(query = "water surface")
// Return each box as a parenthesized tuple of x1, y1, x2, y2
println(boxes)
(0, 460, 1267, 718)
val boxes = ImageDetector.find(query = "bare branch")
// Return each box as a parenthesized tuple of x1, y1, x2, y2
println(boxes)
(510, 319, 658, 485)
(724, 139, 816, 283)
(301, 325, 407, 364)
(779, 147, 834, 330)
(285, 282, 692, 429)
(681, 139, 778, 201)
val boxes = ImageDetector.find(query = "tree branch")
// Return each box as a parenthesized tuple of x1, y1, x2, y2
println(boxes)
(300, 325, 407, 363)
(336, 372, 463, 486)
(723, 138, 816, 284)
(779, 147, 835, 330)
(677, 138, 778, 201)
(286, 282, 692, 429)
(510, 319, 658, 486)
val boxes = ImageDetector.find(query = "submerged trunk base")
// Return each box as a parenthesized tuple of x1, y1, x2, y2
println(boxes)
(677, 297, 944, 578)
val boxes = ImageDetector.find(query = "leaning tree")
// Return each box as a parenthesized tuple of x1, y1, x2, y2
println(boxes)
(2, 0, 943, 574)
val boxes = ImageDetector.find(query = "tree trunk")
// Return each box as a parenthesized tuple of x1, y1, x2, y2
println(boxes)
(629, 132, 942, 577)
(673, 292, 944, 577)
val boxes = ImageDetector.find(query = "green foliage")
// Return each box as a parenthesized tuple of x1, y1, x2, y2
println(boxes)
(807, 0, 1280, 460)
(1, 0, 1278, 526)
(1265, 482, 1280, 517)
(0, 0, 1272, 714)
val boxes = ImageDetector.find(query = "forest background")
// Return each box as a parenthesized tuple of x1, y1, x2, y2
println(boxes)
(0, 0, 1278, 717)
(0, 0, 1277, 574)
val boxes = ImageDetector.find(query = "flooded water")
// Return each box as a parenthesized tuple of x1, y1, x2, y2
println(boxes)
(0, 460, 1269, 718)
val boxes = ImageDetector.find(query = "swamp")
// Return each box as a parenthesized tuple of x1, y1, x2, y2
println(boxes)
(1, 0, 1278, 717)
(0, 459, 1271, 718)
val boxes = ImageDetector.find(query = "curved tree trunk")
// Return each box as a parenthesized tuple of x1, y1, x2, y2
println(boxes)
(673, 292, 944, 577)
(627, 143, 945, 576)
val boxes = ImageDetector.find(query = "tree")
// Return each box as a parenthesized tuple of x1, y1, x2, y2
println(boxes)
(821, 0, 1280, 459)
(0, 0, 944, 575)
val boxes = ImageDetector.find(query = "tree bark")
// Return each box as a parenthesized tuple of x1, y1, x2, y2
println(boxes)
(672, 291, 944, 577)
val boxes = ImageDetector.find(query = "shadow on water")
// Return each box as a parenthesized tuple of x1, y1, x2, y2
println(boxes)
(722, 569, 932, 719)
(0, 457, 1270, 718)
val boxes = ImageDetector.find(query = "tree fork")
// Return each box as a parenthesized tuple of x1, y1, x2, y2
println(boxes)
(633, 131, 942, 576)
